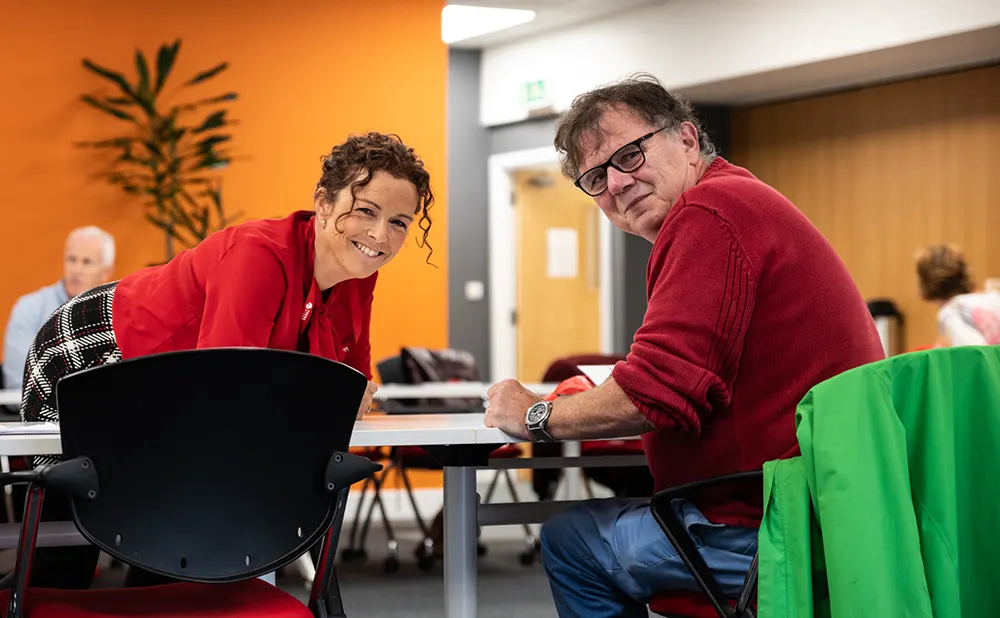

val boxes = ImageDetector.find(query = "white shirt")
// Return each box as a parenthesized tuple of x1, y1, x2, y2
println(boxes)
(938, 292, 1000, 346)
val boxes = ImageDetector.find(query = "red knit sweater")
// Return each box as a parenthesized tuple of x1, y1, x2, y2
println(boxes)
(612, 158, 884, 528)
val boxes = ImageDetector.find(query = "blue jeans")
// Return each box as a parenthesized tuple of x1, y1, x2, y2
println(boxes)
(541, 498, 757, 618)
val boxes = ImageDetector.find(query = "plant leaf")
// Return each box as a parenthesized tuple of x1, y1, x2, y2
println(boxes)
(154, 40, 180, 94)
(82, 59, 139, 101)
(175, 192, 201, 227)
(105, 96, 135, 106)
(80, 95, 136, 121)
(145, 214, 172, 234)
(192, 110, 227, 133)
(195, 134, 232, 151)
(178, 92, 238, 111)
(135, 50, 150, 98)
(184, 62, 228, 86)
(74, 137, 135, 149)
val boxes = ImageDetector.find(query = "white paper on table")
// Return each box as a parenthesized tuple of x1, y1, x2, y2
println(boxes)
(0, 422, 60, 434)
(546, 228, 578, 279)
(577, 365, 614, 386)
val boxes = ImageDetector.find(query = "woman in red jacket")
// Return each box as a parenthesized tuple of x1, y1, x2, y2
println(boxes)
(17, 131, 433, 588)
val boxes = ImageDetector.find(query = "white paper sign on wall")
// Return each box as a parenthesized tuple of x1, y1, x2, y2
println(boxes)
(546, 227, 578, 279)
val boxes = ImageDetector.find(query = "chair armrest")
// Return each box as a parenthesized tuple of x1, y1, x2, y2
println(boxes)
(325, 451, 383, 492)
(311, 452, 381, 618)
(649, 470, 763, 618)
(0, 457, 98, 501)
(651, 470, 763, 504)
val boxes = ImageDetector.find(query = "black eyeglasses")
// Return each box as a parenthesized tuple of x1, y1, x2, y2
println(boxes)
(574, 126, 669, 197)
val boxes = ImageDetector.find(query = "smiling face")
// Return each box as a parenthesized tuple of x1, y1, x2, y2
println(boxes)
(576, 105, 705, 243)
(314, 170, 418, 284)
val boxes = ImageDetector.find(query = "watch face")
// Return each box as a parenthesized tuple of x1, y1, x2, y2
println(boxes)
(526, 403, 547, 424)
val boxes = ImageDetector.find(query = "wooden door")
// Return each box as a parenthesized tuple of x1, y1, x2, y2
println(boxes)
(514, 167, 602, 382)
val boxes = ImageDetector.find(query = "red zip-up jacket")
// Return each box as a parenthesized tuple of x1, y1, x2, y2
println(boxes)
(112, 211, 376, 379)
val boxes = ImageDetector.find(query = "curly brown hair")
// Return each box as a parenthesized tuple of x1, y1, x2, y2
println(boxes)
(915, 244, 973, 301)
(316, 132, 434, 263)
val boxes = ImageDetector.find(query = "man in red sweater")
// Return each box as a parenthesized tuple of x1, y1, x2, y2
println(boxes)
(484, 74, 884, 617)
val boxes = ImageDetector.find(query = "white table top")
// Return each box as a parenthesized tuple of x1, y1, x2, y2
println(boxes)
(0, 382, 557, 408)
(0, 413, 519, 457)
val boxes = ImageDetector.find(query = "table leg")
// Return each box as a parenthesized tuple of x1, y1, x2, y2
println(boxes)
(443, 466, 477, 618)
(562, 441, 583, 500)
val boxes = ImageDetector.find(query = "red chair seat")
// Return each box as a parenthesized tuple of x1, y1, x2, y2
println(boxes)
(582, 439, 644, 456)
(397, 444, 526, 461)
(395, 445, 431, 459)
(489, 444, 523, 458)
(648, 590, 752, 618)
(0, 579, 311, 618)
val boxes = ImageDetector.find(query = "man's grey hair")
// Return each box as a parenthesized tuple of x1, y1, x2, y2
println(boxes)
(554, 72, 717, 180)
(67, 225, 115, 268)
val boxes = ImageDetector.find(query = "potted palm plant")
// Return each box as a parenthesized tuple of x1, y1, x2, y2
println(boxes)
(76, 39, 242, 260)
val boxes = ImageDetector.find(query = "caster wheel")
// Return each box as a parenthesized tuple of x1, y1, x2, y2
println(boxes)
(477, 543, 488, 558)
(340, 548, 367, 563)
(417, 553, 435, 571)
(384, 557, 401, 574)
(518, 550, 536, 566)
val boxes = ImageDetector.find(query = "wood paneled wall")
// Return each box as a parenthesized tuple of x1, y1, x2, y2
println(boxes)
(731, 64, 1000, 349)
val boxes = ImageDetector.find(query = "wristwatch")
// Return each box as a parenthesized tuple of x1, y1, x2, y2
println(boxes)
(525, 400, 556, 443)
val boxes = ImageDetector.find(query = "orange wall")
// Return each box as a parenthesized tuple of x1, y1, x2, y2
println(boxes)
(0, 0, 448, 375)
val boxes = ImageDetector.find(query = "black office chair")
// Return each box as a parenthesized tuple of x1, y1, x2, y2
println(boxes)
(648, 471, 761, 618)
(0, 348, 380, 618)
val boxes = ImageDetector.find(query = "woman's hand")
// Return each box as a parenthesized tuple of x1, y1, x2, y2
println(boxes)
(357, 380, 378, 420)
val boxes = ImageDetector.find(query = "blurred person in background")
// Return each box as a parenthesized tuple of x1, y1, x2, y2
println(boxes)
(916, 243, 1000, 346)
(3, 226, 115, 400)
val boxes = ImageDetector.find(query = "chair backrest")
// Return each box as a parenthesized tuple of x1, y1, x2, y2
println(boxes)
(54, 348, 367, 583)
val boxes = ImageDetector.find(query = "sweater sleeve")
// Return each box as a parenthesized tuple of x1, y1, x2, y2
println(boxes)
(612, 204, 757, 432)
(197, 241, 287, 349)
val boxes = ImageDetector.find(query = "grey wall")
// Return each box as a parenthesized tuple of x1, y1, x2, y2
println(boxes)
(447, 50, 492, 376)
(489, 117, 558, 154)
(446, 49, 733, 373)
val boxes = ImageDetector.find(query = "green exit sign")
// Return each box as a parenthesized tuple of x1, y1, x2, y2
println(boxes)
(524, 79, 547, 106)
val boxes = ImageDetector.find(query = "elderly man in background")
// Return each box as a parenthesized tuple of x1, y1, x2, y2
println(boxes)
(3, 226, 115, 399)
(484, 74, 884, 617)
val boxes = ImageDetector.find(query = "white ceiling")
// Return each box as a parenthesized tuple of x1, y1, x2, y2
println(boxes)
(675, 25, 1000, 106)
(446, 0, 667, 49)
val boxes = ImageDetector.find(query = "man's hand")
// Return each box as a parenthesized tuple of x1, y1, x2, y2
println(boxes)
(357, 380, 378, 420)
(484, 379, 542, 441)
